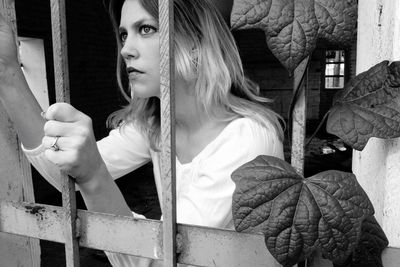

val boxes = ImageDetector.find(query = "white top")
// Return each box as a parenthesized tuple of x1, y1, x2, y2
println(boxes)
(23, 117, 284, 267)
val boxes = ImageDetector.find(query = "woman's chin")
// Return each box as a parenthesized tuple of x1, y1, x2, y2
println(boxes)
(131, 90, 160, 99)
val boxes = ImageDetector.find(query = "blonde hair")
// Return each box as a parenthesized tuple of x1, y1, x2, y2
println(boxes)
(107, 0, 284, 150)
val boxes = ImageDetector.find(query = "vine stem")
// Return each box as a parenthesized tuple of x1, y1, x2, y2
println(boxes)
(305, 109, 332, 148)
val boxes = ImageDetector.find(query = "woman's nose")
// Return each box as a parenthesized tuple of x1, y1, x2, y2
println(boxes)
(120, 38, 139, 59)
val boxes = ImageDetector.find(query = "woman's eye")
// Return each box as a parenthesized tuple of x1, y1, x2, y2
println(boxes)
(139, 25, 156, 35)
(120, 32, 127, 44)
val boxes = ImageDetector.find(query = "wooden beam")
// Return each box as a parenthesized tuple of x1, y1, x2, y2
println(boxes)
(0, 0, 40, 266)
(158, 0, 177, 266)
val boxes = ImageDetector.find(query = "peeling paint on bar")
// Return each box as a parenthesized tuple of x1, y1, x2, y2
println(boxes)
(1, 201, 400, 266)
(49, 0, 79, 265)
(0, 200, 277, 266)
(158, 0, 177, 266)
(291, 56, 310, 176)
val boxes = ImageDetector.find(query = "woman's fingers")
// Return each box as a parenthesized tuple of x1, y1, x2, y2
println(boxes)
(44, 119, 91, 137)
(41, 102, 100, 181)
(44, 102, 89, 123)
(42, 135, 84, 151)
(42, 135, 62, 151)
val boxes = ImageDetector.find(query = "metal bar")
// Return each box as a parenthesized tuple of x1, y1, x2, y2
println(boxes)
(0, 201, 274, 266)
(290, 56, 310, 175)
(2, 200, 400, 266)
(178, 224, 281, 267)
(61, 174, 80, 267)
(49, 0, 79, 266)
(50, 0, 70, 103)
(158, 0, 177, 266)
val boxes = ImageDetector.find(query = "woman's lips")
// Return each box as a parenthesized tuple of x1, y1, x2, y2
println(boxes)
(126, 66, 144, 79)
(128, 71, 142, 79)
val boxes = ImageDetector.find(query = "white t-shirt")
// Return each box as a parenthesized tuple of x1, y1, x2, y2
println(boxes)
(23, 117, 284, 266)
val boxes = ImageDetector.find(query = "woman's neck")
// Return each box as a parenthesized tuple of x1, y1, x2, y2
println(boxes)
(173, 79, 228, 134)
(175, 87, 209, 134)
(173, 82, 232, 164)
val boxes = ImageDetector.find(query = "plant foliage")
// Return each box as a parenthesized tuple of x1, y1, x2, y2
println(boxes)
(230, 0, 358, 74)
(232, 155, 374, 266)
(334, 216, 389, 267)
(327, 61, 400, 151)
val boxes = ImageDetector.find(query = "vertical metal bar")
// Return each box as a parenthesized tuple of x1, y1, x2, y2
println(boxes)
(158, 0, 177, 266)
(291, 56, 310, 267)
(291, 56, 310, 175)
(50, 0, 70, 103)
(61, 173, 80, 267)
(50, 0, 79, 266)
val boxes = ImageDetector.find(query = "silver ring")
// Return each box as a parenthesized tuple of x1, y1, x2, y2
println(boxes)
(50, 136, 60, 151)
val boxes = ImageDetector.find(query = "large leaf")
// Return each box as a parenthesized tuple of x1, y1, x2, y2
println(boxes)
(348, 216, 388, 267)
(230, 0, 358, 73)
(232, 155, 374, 266)
(327, 61, 400, 151)
(334, 216, 388, 267)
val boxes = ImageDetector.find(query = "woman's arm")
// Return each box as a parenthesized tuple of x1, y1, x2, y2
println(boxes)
(78, 162, 133, 216)
(0, 13, 45, 149)
(0, 13, 135, 218)
(0, 65, 45, 148)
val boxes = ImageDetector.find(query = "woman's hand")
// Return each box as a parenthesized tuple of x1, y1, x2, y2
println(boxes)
(42, 103, 107, 188)
(0, 12, 19, 71)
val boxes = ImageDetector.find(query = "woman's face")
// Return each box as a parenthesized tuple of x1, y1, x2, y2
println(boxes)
(119, 0, 160, 98)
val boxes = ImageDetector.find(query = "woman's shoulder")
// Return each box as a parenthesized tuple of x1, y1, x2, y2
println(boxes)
(225, 117, 280, 140)
(197, 116, 284, 167)
(98, 122, 150, 149)
(223, 117, 283, 158)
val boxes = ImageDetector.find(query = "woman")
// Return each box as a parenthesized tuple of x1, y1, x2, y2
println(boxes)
(0, 0, 284, 265)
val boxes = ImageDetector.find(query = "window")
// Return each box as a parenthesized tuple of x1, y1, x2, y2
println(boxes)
(324, 50, 345, 89)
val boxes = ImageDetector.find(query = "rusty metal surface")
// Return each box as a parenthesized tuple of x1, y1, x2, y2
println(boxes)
(178, 224, 281, 267)
(0, 201, 275, 266)
(291, 56, 310, 175)
(0, 201, 161, 259)
(61, 173, 80, 267)
(50, 0, 70, 103)
(2, 200, 400, 266)
(79, 207, 163, 259)
(50, 0, 79, 266)
(158, 0, 177, 266)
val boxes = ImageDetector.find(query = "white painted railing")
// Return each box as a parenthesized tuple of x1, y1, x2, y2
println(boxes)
(0, 0, 399, 266)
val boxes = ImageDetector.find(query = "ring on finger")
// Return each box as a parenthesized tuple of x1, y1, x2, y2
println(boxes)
(50, 136, 60, 151)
